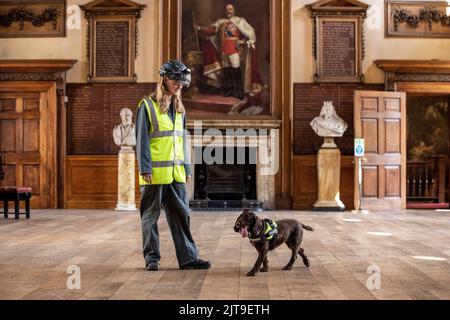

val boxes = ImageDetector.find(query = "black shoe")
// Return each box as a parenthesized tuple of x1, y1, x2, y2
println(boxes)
(145, 261, 159, 271)
(180, 259, 211, 270)
(224, 86, 233, 97)
(234, 86, 245, 100)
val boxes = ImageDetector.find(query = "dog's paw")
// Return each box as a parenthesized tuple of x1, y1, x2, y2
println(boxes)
(247, 270, 256, 276)
(304, 259, 310, 268)
(282, 265, 292, 270)
(260, 267, 269, 272)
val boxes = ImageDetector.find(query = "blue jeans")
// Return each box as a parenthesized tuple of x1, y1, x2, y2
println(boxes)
(140, 183, 198, 267)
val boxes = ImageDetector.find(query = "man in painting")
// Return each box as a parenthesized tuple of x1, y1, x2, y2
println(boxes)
(194, 2, 262, 100)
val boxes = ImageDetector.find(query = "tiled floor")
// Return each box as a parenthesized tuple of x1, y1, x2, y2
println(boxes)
(0, 209, 449, 300)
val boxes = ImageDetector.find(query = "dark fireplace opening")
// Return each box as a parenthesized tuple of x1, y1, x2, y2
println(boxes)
(190, 147, 262, 211)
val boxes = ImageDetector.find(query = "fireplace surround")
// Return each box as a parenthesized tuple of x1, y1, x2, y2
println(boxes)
(186, 119, 281, 211)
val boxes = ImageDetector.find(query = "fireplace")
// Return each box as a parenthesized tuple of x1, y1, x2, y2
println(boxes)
(190, 147, 261, 210)
(186, 120, 280, 211)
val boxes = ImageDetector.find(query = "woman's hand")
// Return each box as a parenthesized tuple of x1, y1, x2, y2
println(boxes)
(141, 173, 152, 183)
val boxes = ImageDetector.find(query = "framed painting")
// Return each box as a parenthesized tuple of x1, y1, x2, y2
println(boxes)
(81, 0, 146, 83)
(407, 95, 449, 161)
(307, 0, 368, 83)
(162, 0, 290, 118)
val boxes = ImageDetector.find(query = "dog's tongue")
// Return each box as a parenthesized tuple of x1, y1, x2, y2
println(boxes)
(240, 227, 248, 238)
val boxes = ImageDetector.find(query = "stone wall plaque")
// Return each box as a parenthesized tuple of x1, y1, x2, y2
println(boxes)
(0, 0, 65, 38)
(307, 0, 368, 83)
(385, 1, 450, 38)
(81, 0, 145, 83)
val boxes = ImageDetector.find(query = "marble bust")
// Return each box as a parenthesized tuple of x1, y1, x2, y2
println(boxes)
(113, 108, 136, 148)
(310, 101, 348, 137)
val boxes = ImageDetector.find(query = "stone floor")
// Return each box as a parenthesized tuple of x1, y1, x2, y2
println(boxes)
(0, 209, 449, 300)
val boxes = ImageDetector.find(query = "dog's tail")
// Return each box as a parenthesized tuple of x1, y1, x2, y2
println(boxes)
(301, 224, 314, 231)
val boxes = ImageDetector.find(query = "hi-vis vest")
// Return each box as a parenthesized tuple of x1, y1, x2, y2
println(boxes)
(138, 97, 186, 185)
(263, 220, 278, 240)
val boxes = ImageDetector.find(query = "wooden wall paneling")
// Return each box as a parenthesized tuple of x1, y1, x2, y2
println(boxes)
(39, 90, 48, 208)
(3, 165, 16, 186)
(292, 155, 354, 210)
(278, 0, 292, 209)
(46, 83, 57, 208)
(65, 155, 141, 209)
(57, 82, 66, 209)
(0, 118, 15, 151)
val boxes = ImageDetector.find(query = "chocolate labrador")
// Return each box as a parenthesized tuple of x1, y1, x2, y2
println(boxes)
(234, 208, 314, 276)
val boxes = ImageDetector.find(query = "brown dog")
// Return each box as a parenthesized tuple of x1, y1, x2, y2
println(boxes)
(233, 208, 314, 276)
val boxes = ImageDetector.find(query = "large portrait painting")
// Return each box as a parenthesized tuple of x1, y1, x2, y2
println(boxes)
(181, 0, 270, 116)
(407, 95, 449, 161)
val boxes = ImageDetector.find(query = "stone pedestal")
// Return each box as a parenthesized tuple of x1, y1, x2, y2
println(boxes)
(116, 147, 137, 211)
(313, 139, 345, 211)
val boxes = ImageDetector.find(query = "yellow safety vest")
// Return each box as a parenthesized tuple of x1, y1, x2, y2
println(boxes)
(138, 97, 186, 185)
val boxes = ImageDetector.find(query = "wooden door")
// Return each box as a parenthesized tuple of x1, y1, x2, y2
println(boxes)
(0, 82, 57, 208)
(354, 90, 406, 210)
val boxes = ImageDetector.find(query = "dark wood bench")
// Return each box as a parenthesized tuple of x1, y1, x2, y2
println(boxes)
(0, 187, 32, 219)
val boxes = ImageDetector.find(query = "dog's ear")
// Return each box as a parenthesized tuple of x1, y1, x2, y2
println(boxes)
(249, 212, 257, 225)
(252, 218, 263, 235)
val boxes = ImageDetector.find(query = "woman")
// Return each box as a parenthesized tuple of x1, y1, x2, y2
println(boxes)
(135, 60, 211, 271)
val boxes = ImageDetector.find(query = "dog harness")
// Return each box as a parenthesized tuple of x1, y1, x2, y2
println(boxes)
(249, 219, 278, 243)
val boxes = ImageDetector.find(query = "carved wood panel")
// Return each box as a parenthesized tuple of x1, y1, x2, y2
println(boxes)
(385, 1, 450, 38)
(0, 0, 66, 38)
